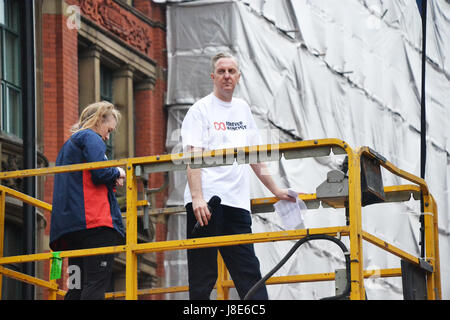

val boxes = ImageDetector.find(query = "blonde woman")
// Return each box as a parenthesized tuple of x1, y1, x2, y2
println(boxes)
(50, 101, 126, 300)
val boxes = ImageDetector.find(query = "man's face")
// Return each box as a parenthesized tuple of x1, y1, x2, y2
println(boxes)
(211, 57, 241, 101)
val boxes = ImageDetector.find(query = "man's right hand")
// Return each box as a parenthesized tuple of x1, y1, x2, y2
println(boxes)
(192, 197, 211, 227)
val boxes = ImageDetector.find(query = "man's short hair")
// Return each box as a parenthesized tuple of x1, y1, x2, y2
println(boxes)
(211, 52, 240, 73)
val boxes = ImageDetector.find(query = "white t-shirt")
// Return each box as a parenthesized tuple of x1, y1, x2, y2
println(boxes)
(181, 93, 261, 211)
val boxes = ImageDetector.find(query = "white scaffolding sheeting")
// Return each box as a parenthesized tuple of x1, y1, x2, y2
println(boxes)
(162, 0, 450, 300)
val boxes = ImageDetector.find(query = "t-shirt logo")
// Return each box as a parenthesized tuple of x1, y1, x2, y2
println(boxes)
(213, 121, 248, 131)
(214, 122, 227, 131)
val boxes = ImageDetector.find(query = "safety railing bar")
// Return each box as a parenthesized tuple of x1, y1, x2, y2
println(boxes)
(422, 193, 441, 299)
(133, 226, 350, 255)
(131, 194, 320, 218)
(0, 265, 59, 292)
(0, 184, 422, 223)
(221, 268, 403, 287)
(149, 138, 348, 165)
(0, 185, 52, 212)
(361, 230, 422, 267)
(0, 139, 348, 180)
(0, 226, 348, 299)
(363, 268, 402, 278)
(3, 265, 403, 300)
(105, 285, 189, 299)
(105, 268, 403, 299)
(0, 226, 349, 265)
(2, 267, 403, 300)
(251, 185, 421, 211)
(1, 224, 422, 268)
(0, 159, 128, 180)
(383, 185, 421, 200)
(137, 139, 349, 174)
(0, 245, 127, 265)
(131, 186, 423, 219)
(251, 193, 318, 206)
(0, 232, 408, 300)
(257, 273, 337, 285)
(430, 195, 442, 298)
(132, 185, 423, 220)
(384, 184, 420, 193)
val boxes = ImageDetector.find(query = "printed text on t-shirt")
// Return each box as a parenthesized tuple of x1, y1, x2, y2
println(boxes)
(213, 121, 247, 131)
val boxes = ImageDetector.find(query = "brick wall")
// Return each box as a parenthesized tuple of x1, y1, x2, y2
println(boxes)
(42, 14, 79, 163)
(42, 11, 79, 297)
(134, 0, 165, 23)
(133, 0, 168, 212)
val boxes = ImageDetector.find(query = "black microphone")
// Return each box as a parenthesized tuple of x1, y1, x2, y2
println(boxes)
(191, 195, 222, 236)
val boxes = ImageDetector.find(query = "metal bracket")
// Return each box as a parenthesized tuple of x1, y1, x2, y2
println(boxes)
(316, 170, 349, 208)
(367, 147, 387, 163)
(419, 258, 434, 273)
(335, 269, 348, 298)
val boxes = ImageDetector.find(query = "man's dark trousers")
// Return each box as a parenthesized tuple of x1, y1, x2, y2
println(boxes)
(186, 202, 268, 300)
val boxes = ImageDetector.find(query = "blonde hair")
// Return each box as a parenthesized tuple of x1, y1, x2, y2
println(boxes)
(71, 101, 121, 133)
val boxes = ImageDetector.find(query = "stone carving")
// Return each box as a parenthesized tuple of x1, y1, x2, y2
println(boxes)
(1, 153, 23, 191)
(80, 0, 152, 56)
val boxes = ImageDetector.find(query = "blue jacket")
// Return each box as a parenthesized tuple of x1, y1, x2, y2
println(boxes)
(50, 129, 125, 250)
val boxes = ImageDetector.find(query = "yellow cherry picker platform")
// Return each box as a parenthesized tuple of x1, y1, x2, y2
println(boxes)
(0, 139, 441, 300)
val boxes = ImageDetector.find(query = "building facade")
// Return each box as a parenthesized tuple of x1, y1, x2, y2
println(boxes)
(1, 0, 168, 299)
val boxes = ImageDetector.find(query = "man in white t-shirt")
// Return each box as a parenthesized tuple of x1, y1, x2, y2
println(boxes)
(181, 52, 295, 300)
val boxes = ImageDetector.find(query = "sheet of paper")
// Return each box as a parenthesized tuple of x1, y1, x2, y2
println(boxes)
(274, 190, 307, 230)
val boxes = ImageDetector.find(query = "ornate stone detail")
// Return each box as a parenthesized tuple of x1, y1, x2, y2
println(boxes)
(80, 0, 152, 56)
(1, 153, 23, 191)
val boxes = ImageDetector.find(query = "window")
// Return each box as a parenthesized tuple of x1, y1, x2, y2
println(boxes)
(0, 0, 21, 138)
(100, 64, 115, 159)
(1, 223, 23, 299)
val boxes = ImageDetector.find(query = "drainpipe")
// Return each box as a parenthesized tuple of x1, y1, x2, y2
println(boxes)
(21, 0, 37, 300)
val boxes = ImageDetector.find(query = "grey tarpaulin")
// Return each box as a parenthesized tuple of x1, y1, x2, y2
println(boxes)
(161, 0, 450, 299)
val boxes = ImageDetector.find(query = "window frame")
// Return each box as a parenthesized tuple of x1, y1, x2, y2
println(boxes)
(100, 63, 115, 159)
(0, 0, 22, 138)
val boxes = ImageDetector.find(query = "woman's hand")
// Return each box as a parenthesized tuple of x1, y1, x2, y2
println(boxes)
(115, 167, 126, 187)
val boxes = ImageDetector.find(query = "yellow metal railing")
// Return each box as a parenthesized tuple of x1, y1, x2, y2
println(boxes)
(0, 139, 442, 300)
